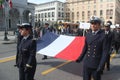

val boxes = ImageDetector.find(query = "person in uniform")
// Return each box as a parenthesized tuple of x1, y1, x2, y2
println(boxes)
(17, 23, 37, 80)
(112, 25, 120, 54)
(103, 22, 114, 71)
(41, 23, 51, 60)
(76, 16, 108, 80)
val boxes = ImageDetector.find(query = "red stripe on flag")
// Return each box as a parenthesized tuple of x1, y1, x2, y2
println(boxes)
(55, 37, 85, 61)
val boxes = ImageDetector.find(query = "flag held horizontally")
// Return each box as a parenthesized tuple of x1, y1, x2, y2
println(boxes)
(37, 32, 85, 61)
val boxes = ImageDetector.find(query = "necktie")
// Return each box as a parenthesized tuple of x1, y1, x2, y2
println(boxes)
(21, 38, 26, 44)
(105, 31, 108, 34)
(92, 32, 96, 35)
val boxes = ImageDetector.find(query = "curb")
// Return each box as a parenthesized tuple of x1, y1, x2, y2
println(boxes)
(1, 40, 16, 44)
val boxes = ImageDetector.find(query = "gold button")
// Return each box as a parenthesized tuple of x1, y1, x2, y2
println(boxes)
(94, 52, 96, 54)
(88, 48, 90, 50)
(88, 55, 90, 57)
(94, 49, 96, 51)
(94, 46, 96, 47)
(88, 51, 90, 53)
(92, 55, 95, 57)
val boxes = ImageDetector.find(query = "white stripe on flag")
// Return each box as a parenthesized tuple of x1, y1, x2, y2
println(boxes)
(37, 35, 75, 56)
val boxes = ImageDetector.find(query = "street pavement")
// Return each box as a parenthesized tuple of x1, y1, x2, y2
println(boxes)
(0, 31, 16, 44)
(0, 32, 120, 80)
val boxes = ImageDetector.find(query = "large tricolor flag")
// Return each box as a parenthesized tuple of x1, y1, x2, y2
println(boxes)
(37, 32, 85, 61)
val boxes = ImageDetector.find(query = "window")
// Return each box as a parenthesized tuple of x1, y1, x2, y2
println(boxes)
(93, 10, 96, 15)
(62, 12, 64, 17)
(59, 8, 60, 10)
(35, 14, 37, 18)
(106, 9, 109, 15)
(45, 13, 47, 18)
(77, 12, 79, 17)
(110, 9, 113, 15)
(82, 11, 85, 20)
(48, 12, 50, 17)
(94, 5, 96, 8)
(100, 0, 103, 2)
(58, 12, 61, 17)
(88, 11, 90, 19)
(94, 0, 96, 3)
(100, 10, 103, 16)
(41, 13, 43, 18)
(52, 12, 54, 17)
(38, 14, 40, 18)
(72, 12, 74, 19)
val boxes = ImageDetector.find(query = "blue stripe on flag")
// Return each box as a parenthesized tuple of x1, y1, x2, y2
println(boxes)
(37, 32, 59, 51)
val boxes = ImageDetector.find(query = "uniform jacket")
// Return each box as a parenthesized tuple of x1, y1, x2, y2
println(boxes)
(18, 36, 36, 68)
(113, 30, 120, 43)
(77, 30, 108, 70)
(104, 30, 114, 53)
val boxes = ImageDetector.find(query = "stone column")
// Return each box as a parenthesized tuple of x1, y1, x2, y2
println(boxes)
(31, 11, 35, 27)
(19, 10, 24, 24)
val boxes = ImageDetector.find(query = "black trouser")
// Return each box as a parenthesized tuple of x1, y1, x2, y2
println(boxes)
(19, 66, 36, 80)
(83, 66, 101, 80)
(106, 54, 110, 70)
(115, 42, 120, 53)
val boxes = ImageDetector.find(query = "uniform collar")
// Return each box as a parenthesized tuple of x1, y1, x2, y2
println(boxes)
(92, 30, 100, 35)
(23, 35, 30, 40)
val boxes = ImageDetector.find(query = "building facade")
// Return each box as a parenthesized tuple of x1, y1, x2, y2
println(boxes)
(0, 0, 35, 30)
(35, 0, 65, 26)
(65, 0, 120, 24)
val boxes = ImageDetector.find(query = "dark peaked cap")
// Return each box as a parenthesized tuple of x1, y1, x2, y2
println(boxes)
(90, 16, 101, 24)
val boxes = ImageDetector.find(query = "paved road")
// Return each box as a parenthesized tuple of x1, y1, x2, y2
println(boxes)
(0, 54, 120, 80)
(0, 35, 120, 80)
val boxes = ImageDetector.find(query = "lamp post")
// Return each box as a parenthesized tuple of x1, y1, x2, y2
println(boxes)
(4, 0, 9, 41)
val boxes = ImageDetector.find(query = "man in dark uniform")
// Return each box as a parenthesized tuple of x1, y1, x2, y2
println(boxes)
(112, 25, 120, 54)
(104, 22, 114, 71)
(17, 23, 36, 80)
(76, 16, 108, 80)
(41, 23, 51, 60)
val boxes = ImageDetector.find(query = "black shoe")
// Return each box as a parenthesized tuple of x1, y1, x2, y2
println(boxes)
(100, 71, 103, 75)
(107, 68, 110, 71)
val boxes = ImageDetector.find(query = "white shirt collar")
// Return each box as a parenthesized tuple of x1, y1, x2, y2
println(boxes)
(92, 30, 99, 35)
(23, 35, 29, 40)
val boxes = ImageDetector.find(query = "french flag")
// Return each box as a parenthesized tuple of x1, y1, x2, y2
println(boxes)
(37, 32, 85, 61)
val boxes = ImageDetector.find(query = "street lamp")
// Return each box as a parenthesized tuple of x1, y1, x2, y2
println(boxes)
(4, 0, 9, 41)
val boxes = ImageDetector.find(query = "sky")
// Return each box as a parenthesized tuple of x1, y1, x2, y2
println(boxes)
(28, 0, 66, 4)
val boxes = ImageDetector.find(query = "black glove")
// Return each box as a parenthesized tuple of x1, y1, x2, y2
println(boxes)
(24, 67, 31, 73)
(14, 64, 19, 68)
(76, 59, 81, 63)
(96, 67, 102, 72)
(14, 64, 17, 67)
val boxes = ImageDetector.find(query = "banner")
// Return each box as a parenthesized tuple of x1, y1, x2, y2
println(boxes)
(79, 22, 90, 29)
